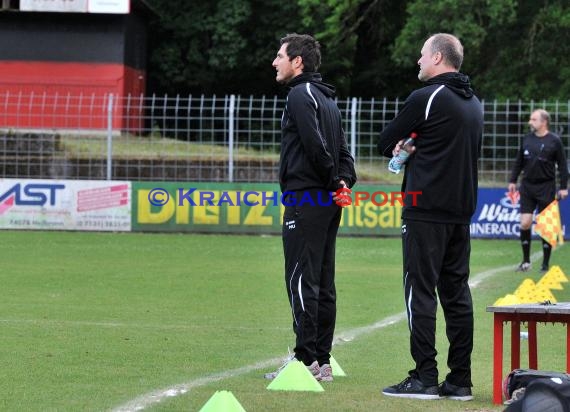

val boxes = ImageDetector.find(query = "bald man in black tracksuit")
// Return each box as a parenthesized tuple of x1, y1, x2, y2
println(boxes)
(379, 33, 482, 401)
(265, 34, 356, 382)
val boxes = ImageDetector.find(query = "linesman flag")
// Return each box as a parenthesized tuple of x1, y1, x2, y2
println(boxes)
(534, 200, 564, 248)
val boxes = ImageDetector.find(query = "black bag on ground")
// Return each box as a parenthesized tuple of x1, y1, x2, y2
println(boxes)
(504, 370, 570, 411)
(504, 369, 570, 401)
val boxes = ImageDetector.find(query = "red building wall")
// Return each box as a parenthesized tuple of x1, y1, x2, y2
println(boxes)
(0, 61, 144, 130)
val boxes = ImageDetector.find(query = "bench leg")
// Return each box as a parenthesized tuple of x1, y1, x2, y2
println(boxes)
(511, 320, 520, 369)
(528, 321, 537, 369)
(567, 323, 570, 373)
(493, 314, 505, 405)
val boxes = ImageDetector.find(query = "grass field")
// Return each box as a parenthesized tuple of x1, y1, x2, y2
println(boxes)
(2, 231, 569, 411)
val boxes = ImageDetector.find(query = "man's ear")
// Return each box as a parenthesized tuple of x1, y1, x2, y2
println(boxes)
(293, 55, 304, 70)
(433, 51, 443, 65)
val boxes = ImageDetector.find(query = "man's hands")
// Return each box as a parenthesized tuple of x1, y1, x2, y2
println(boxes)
(392, 139, 417, 157)
(333, 180, 352, 207)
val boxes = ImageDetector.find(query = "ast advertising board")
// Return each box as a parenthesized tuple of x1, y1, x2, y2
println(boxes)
(0, 179, 131, 231)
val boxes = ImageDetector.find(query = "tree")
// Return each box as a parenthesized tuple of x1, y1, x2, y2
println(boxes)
(145, 0, 569, 99)
(390, 0, 569, 99)
(477, 0, 570, 99)
(146, 0, 301, 95)
(294, 0, 416, 97)
(390, 0, 517, 97)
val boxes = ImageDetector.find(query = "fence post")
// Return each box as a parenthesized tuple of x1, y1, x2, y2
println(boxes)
(350, 97, 357, 159)
(106, 94, 113, 180)
(228, 94, 236, 183)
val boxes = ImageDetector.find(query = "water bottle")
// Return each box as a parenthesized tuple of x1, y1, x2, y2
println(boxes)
(388, 132, 417, 174)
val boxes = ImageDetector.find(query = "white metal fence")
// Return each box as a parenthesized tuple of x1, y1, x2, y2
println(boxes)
(1, 92, 569, 186)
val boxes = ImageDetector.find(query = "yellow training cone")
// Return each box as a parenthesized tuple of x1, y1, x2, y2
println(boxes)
(330, 355, 347, 377)
(494, 294, 521, 306)
(537, 273, 564, 291)
(267, 360, 324, 392)
(532, 283, 558, 303)
(545, 266, 569, 283)
(514, 279, 538, 303)
(198, 390, 247, 412)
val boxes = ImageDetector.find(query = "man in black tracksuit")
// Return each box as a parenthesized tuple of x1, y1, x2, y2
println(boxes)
(264, 33, 356, 381)
(508, 109, 568, 272)
(379, 33, 482, 401)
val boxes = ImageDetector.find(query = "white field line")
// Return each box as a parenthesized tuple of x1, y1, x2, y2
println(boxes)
(111, 251, 546, 412)
(0, 318, 288, 331)
(468, 250, 542, 288)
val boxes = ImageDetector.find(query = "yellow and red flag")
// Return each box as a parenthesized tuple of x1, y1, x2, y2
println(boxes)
(534, 200, 564, 248)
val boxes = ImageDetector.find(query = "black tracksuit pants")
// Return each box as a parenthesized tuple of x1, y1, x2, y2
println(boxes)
(282, 189, 342, 366)
(402, 219, 474, 387)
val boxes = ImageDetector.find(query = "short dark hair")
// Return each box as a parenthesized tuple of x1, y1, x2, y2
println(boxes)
(429, 33, 464, 70)
(280, 33, 321, 72)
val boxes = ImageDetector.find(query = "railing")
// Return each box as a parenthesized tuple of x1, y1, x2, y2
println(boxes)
(1, 92, 569, 186)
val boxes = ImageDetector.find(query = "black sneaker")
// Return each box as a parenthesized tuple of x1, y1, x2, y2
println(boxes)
(382, 376, 440, 400)
(438, 380, 473, 401)
(541, 263, 549, 272)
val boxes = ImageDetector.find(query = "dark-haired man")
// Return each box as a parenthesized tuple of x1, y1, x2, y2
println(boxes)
(264, 33, 356, 382)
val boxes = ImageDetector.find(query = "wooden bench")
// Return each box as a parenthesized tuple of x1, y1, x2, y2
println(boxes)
(486, 303, 570, 404)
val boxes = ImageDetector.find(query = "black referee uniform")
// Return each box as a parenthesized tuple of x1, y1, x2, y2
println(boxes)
(279, 72, 356, 367)
(509, 131, 568, 268)
(378, 72, 483, 388)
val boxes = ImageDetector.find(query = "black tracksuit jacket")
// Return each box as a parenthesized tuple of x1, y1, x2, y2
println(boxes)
(378, 72, 483, 224)
(279, 72, 356, 192)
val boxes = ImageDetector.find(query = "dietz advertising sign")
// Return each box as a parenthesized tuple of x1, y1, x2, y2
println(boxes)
(131, 182, 405, 236)
(470, 188, 569, 239)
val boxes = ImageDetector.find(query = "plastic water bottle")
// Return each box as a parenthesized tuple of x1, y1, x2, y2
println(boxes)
(388, 132, 417, 174)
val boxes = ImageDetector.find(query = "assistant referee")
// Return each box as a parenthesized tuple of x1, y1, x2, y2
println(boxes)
(508, 109, 568, 272)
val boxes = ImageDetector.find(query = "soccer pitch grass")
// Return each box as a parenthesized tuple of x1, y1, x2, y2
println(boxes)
(2, 231, 570, 412)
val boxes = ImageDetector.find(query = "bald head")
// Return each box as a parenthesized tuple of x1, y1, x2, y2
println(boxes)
(534, 109, 550, 126)
(429, 33, 464, 70)
(528, 109, 550, 136)
(418, 33, 464, 81)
